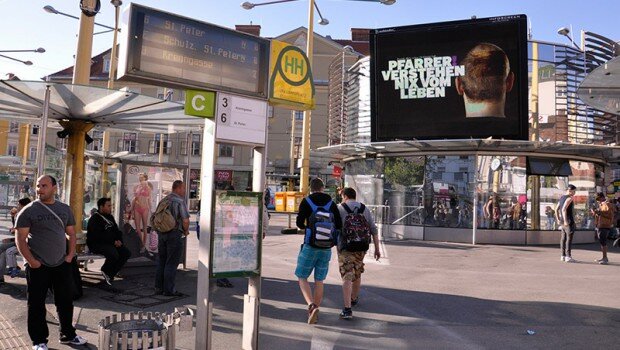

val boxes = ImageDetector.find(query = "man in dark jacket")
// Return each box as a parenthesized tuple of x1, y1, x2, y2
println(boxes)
(295, 178, 342, 324)
(87, 197, 131, 285)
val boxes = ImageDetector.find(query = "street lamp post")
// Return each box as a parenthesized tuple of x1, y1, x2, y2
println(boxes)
(243, 0, 395, 193)
(0, 48, 45, 66)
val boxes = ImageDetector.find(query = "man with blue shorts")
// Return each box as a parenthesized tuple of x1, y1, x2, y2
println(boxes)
(295, 178, 341, 324)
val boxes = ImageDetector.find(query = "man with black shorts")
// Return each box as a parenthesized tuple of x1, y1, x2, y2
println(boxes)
(591, 192, 614, 265)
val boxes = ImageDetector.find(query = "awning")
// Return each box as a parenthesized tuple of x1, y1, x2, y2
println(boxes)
(0, 80, 204, 133)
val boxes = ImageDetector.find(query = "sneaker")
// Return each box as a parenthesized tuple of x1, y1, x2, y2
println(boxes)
(564, 256, 576, 263)
(307, 303, 319, 324)
(9, 268, 19, 278)
(101, 271, 112, 286)
(596, 258, 609, 265)
(351, 297, 359, 307)
(32, 344, 48, 350)
(339, 308, 353, 320)
(561, 256, 566, 262)
(60, 335, 87, 345)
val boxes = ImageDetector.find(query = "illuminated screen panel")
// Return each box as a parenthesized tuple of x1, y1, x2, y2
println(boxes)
(370, 15, 528, 141)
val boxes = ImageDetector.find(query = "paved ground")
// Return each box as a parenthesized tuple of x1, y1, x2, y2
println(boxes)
(1, 214, 619, 349)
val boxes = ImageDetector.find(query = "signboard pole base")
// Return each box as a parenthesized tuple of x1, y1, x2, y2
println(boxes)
(242, 295, 260, 350)
(196, 117, 217, 350)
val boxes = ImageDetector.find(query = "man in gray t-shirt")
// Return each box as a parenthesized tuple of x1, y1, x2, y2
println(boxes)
(14, 175, 87, 347)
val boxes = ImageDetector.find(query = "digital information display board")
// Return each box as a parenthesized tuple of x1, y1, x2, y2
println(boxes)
(118, 4, 269, 98)
(370, 15, 529, 141)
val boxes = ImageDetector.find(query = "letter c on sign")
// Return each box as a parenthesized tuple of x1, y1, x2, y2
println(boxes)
(192, 94, 206, 111)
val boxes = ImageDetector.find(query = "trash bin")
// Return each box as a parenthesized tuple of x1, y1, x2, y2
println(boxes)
(98, 309, 193, 349)
(285, 191, 297, 212)
(275, 192, 286, 212)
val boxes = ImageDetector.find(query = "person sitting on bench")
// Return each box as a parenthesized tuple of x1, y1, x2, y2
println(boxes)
(87, 198, 131, 285)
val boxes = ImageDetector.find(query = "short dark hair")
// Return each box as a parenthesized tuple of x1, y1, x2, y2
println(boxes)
(39, 175, 57, 186)
(97, 197, 111, 209)
(342, 187, 356, 200)
(172, 180, 184, 190)
(18, 197, 31, 206)
(596, 192, 606, 200)
(567, 184, 577, 191)
(309, 178, 324, 193)
(460, 43, 510, 102)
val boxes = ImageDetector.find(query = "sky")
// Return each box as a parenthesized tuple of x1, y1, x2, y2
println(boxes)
(1, 0, 619, 81)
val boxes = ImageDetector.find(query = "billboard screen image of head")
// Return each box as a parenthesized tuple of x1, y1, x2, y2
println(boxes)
(370, 15, 528, 141)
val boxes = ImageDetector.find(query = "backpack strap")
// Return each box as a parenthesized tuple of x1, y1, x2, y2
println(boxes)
(341, 202, 353, 214)
(305, 197, 318, 212)
(358, 203, 365, 214)
(321, 200, 333, 212)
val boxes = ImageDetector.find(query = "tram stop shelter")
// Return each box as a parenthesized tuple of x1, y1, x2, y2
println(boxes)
(0, 79, 204, 235)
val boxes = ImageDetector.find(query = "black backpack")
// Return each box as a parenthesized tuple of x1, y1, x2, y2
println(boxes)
(339, 203, 372, 252)
(304, 197, 336, 249)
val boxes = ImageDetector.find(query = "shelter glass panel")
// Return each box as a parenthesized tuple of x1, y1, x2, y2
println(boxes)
(476, 156, 527, 230)
(427, 156, 475, 228)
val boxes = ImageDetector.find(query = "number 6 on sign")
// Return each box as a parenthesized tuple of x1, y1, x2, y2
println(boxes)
(220, 113, 228, 124)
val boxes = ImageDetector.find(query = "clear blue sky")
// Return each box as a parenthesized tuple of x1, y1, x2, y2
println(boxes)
(1, 0, 618, 81)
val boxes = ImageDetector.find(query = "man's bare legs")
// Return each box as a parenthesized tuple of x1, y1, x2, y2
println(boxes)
(342, 277, 361, 308)
(299, 278, 323, 324)
(299, 278, 324, 307)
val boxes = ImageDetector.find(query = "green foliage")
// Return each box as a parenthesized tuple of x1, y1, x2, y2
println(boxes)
(384, 157, 424, 188)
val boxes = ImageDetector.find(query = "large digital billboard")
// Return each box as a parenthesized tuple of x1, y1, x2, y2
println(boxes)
(118, 4, 269, 98)
(370, 15, 528, 141)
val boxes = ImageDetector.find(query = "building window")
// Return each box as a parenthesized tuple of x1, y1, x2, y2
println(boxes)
(102, 58, 111, 73)
(7, 144, 17, 156)
(148, 135, 171, 154)
(219, 144, 234, 158)
(294, 111, 304, 120)
(118, 132, 138, 153)
(32, 125, 39, 135)
(29, 147, 37, 161)
(9, 121, 19, 133)
(57, 138, 68, 150)
(87, 130, 104, 151)
(181, 134, 201, 156)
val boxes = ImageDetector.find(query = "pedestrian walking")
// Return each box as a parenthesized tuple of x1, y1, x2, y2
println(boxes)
(556, 184, 577, 262)
(87, 197, 131, 285)
(336, 187, 380, 320)
(153, 180, 190, 296)
(295, 178, 341, 324)
(14, 175, 87, 349)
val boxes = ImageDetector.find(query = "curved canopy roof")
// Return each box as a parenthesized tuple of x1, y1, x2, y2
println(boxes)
(319, 139, 620, 164)
(578, 55, 620, 115)
(0, 80, 204, 133)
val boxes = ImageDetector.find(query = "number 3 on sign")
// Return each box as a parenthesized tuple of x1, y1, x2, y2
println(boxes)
(218, 95, 231, 126)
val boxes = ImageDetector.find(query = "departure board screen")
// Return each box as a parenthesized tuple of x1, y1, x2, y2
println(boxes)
(118, 4, 269, 98)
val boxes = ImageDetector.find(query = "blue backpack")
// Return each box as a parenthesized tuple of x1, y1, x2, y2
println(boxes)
(304, 197, 336, 249)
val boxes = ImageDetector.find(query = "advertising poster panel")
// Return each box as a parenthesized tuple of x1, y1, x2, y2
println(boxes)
(120, 163, 185, 260)
(211, 191, 262, 277)
(370, 15, 528, 141)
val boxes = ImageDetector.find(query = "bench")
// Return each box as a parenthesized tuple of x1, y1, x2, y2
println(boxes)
(76, 253, 105, 271)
